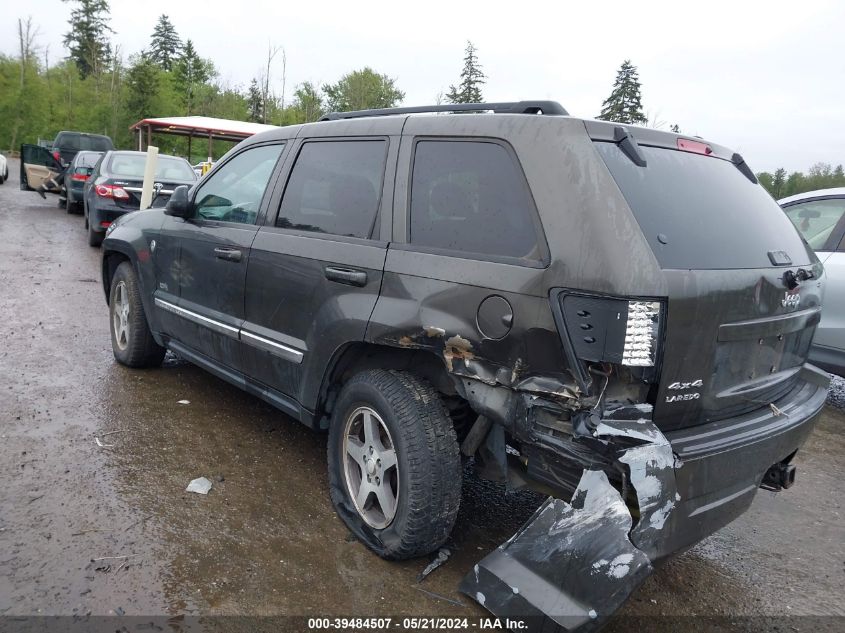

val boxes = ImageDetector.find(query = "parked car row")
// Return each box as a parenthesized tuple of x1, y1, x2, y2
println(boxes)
(20, 136, 197, 247)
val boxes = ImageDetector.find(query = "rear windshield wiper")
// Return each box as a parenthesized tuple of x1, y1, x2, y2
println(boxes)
(731, 152, 758, 184)
(613, 126, 647, 167)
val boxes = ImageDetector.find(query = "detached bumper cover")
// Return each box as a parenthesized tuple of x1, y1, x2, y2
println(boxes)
(461, 368, 828, 631)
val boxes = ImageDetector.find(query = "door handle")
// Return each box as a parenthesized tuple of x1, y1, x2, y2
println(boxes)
(324, 266, 367, 287)
(214, 247, 242, 262)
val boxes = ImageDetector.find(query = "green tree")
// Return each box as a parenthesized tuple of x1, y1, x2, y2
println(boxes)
(173, 39, 214, 114)
(62, 0, 113, 79)
(149, 14, 181, 72)
(246, 78, 264, 122)
(772, 168, 787, 199)
(446, 41, 485, 104)
(323, 68, 403, 113)
(124, 54, 160, 121)
(291, 81, 323, 122)
(597, 60, 647, 125)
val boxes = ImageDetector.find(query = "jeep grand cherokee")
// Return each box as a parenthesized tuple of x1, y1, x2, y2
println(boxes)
(100, 101, 829, 629)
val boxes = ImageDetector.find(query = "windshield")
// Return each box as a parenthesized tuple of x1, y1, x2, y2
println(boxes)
(595, 143, 813, 269)
(107, 154, 196, 181)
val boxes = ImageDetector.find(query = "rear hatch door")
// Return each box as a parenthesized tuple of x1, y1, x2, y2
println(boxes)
(592, 130, 823, 431)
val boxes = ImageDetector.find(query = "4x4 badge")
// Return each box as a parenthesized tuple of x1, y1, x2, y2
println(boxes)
(668, 379, 703, 390)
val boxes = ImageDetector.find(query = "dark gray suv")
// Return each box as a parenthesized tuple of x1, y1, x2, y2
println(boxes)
(100, 101, 829, 628)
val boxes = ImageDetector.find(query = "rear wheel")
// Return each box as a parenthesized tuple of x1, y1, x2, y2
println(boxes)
(109, 261, 165, 368)
(327, 369, 461, 560)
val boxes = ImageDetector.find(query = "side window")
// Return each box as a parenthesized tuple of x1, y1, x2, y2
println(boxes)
(276, 140, 387, 239)
(409, 140, 541, 261)
(194, 144, 284, 225)
(784, 199, 845, 251)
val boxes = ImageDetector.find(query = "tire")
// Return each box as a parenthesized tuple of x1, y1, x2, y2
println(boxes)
(88, 224, 103, 247)
(328, 369, 461, 560)
(66, 193, 74, 214)
(109, 261, 166, 368)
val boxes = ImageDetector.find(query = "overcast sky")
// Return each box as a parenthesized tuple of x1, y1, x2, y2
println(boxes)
(2, 0, 842, 173)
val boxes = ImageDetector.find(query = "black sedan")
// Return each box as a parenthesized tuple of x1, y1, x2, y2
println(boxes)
(62, 150, 103, 214)
(83, 151, 197, 247)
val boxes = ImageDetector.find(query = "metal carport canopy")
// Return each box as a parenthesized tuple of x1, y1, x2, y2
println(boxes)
(129, 116, 278, 158)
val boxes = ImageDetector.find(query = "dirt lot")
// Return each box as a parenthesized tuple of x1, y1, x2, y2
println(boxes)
(1, 157, 843, 630)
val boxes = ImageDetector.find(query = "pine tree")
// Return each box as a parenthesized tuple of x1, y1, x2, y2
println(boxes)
(772, 168, 787, 199)
(446, 41, 485, 104)
(62, 0, 113, 79)
(597, 60, 647, 125)
(125, 54, 160, 120)
(247, 78, 264, 122)
(173, 39, 213, 114)
(149, 14, 181, 72)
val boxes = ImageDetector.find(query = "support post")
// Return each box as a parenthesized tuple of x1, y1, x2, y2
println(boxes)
(139, 145, 159, 210)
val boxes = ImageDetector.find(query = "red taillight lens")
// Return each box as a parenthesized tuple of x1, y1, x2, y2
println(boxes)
(95, 184, 129, 200)
(71, 173, 88, 181)
(100, 221, 112, 228)
(677, 138, 713, 155)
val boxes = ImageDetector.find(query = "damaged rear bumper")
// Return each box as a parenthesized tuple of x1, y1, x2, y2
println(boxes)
(461, 368, 828, 630)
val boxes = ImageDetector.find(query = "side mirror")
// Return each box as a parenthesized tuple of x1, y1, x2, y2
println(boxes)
(165, 185, 192, 218)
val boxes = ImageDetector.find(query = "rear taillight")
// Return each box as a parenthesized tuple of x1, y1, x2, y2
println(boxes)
(622, 301, 661, 366)
(71, 173, 88, 182)
(95, 184, 129, 200)
(53, 151, 61, 163)
(555, 293, 664, 369)
(100, 221, 112, 228)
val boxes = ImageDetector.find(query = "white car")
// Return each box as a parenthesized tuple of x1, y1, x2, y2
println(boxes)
(0, 152, 8, 185)
(780, 188, 845, 376)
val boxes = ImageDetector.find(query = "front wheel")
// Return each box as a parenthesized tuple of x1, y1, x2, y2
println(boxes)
(109, 261, 166, 368)
(328, 369, 461, 560)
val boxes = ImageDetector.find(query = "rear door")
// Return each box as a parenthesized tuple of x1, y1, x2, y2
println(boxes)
(155, 142, 287, 372)
(241, 132, 398, 412)
(594, 139, 823, 431)
(20, 144, 62, 191)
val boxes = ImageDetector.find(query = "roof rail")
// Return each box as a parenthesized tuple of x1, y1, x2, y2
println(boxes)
(319, 100, 568, 121)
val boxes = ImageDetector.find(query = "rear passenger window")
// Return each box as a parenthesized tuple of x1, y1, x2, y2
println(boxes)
(410, 140, 541, 261)
(277, 140, 387, 239)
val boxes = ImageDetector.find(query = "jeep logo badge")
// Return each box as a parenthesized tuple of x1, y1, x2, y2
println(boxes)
(781, 291, 800, 309)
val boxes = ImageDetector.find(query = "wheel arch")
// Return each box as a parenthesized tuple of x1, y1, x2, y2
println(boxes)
(311, 342, 461, 430)
(101, 247, 134, 305)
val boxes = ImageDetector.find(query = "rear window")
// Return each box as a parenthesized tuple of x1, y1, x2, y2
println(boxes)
(57, 134, 113, 152)
(74, 152, 102, 169)
(107, 154, 196, 181)
(595, 143, 812, 269)
(409, 140, 542, 262)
